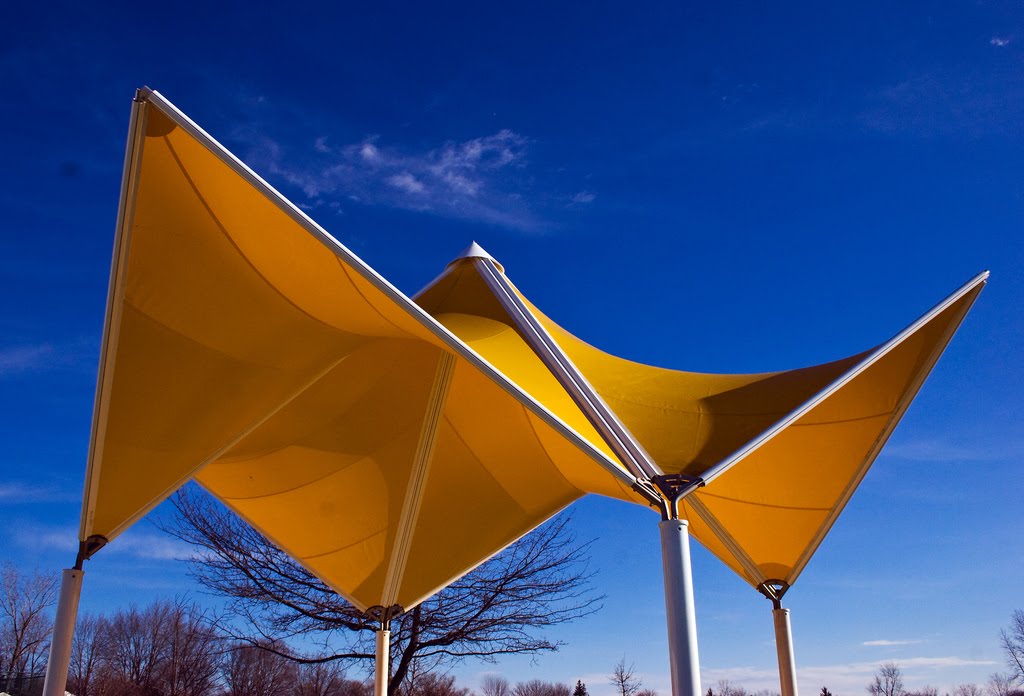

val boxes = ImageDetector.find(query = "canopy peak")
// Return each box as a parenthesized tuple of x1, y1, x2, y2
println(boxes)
(447, 241, 504, 272)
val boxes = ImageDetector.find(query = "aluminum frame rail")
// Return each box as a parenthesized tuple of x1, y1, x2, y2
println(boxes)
(471, 255, 705, 696)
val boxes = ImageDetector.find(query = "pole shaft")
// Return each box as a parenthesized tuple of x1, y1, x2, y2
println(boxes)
(659, 519, 701, 696)
(42, 568, 84, 696)
(773, 607, 798, 696)
(374, 628, 390, 696)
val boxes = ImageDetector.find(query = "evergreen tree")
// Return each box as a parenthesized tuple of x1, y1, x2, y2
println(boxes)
(574, 681, 589, 696)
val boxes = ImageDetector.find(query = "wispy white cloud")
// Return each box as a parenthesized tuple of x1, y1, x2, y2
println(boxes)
(570, 191, 596, 205)
(0, 482, 78, 503)
(238, 125, 561, 232)
(14, 523, 196, 562)
(14, 523, 78, 554)
(883, 437, 1019, 462)
(387, 172, 427, 195)
(701, 656, 998, 695)
(0, 337, 97, 378)
(0, 344, 55, 375)
(863, 639, 925, 647)
(107, 532, 196, 561)
(990, 37, 1010, 47)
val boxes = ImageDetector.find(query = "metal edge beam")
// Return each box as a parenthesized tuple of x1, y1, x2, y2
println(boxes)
(694, 271, 989, 490)
(784, 280, 984, 582)
(79, 93, 149, 541)
(137, 88, 637, 494)
(472, 257, 663, 486)
(381, 351, 456, 606)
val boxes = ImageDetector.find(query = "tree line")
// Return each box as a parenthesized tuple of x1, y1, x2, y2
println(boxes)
(62, 598, 596, 696)
(0, 580, 639, 696)
(861, 661, 1024, 696)
(5, 486, 1024, 696)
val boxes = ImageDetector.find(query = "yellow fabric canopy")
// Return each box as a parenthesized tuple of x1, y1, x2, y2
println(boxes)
(414, 255, 986, 588)
(80, 90, 641, 612)
(82, 87, 985, 618)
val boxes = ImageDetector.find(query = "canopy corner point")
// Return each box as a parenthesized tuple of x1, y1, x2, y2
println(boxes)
(74, 535, 108, 570)
(757, 579, 790, 609)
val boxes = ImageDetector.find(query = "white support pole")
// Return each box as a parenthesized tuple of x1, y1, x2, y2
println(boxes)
(42, 568, 84, 696)
(374, 628, 390, 696)
(659, 519, 701, 696)
(773, 607, 798, 696)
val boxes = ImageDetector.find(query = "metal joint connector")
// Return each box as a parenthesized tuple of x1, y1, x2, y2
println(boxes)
(757, 580, 790, 610)
(652, 473, 700, 500)
(364, 604, 403, 630)
(75, 535, 108, 570)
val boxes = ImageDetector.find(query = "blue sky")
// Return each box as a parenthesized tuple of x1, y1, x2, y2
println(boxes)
(1, 1, 1022, 694)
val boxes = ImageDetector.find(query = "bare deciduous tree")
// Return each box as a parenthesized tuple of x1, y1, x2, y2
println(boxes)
(907, 686, 938, 696)
(610, 658, 642, 696)
(715, 680, 747, 696)
(68, 613, 107, 696)
(224, 642, 299, 696)
(987, 672, 1024, 696)
(406, 672, 472, 696)
(68, 599, 220, 696)
(294, 660, 352, 696)
(482, 675, 513, 696)
(868, 662, 906, 696)
(161, 601, 222, 696)
(0, 563, 58, 692)
(514, 679, 571, 696)
(165, 486, 601, 696)
(1002, 611, 1024, 683)
(955, 684, 984, 696)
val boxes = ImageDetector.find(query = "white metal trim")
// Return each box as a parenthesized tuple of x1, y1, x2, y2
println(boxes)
(696, 271, 989, 489)
(381, 351, 456, 606)
(784, 280, 984, 583)
(79, 96, 148, 540)
(474, 258, 662, 482)
(138, 89, 635, 492)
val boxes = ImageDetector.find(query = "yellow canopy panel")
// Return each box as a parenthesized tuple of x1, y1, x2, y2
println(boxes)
(414, 254, 986, 588)
(81, 89, 638, 612)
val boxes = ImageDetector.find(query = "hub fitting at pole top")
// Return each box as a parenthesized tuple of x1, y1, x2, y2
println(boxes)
(757, 580, 790, 610)
(365, 604, 403, 631)
(650, 474, 704, 520)
(74, 535, 108, 570)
